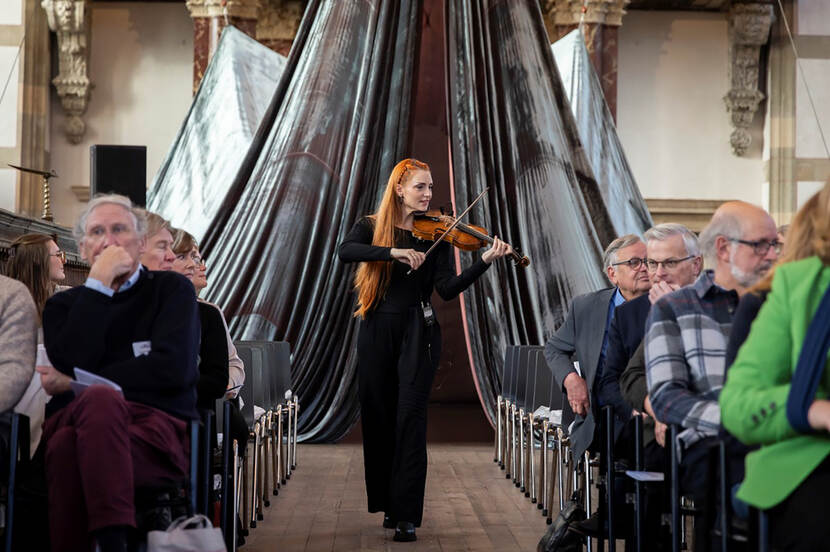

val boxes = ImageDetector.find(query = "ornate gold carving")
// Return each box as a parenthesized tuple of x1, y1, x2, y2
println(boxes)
(186, 0, 259, 20)
(256, 0, 305, 42)
(41, 0, 91, 144)
(540, 0, 630, 28)
(724, 3, 773, 156)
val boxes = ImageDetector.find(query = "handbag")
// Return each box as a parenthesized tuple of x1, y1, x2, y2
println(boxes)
(537, 492, 587, 552)
(147, 514, 226, 552)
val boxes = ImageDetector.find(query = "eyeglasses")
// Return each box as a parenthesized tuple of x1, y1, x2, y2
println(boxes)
(611, 257, 645, 270)
(50, 251, 66, 263)
(645, 255, 695, 272)
(729, 238, 782, 256)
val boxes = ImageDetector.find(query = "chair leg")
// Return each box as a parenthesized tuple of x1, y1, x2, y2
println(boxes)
(670, 425, 681, 552)
(232, 440, 239, 551)
(541, 420, 549, 514)
(556, 430, 566, 511)
(504, 401, 512, 478)
(285, 401, 292, 480)
(606, 407, 616, 552)
(495, 396, 503, 464)
(263, 412, 272, 508)
(511, 405, 518, 483)
(530, 415, 537, 503)
(584, 451, 593, 552)
(519, 408, 525, 491)
(250, 422, 261, 527)
(241, 440, 250, 536)
(292, 397, 299, 469)
(278, 405, 286, 485)
(271, 409, 280, 496)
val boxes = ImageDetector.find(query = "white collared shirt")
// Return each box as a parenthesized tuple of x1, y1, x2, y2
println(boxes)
(84, 265, 143, 297)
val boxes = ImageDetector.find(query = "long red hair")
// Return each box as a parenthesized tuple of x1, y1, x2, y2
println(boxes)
(353, 158, 430, 318)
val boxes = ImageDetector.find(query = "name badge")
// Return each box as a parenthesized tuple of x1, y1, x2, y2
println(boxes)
(132, 341, 152, 357)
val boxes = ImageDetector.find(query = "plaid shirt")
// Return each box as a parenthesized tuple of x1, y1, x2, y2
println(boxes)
(644, 270, 738, 447)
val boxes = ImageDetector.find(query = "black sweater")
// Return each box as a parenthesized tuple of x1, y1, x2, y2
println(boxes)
(43, 269, 201, 420)
(197, 301, 230, 410)
(338, 216, 490, 313)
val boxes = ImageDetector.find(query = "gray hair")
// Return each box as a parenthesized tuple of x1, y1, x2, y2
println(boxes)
(644, 223, 700, 257)
(73, 193, 148, 247)
(602, 234, 642, 269)
(699, 211, 742, 264)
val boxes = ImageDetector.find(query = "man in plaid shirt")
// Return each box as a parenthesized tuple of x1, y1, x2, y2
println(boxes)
(644, 201, 779, 541)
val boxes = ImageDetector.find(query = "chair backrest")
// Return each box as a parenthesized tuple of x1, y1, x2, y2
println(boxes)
(503, 345, 520, 401)
(236, 342, 268, 414)
(245, 340, 291, 407)
(529, 347, 551, 411)
(514, 346, 537, 409)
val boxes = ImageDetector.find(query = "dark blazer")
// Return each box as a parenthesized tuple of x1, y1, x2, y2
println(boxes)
(724, 291, 767, 369)
(597, 294, 651, 423)
(544, 287, 615, 458)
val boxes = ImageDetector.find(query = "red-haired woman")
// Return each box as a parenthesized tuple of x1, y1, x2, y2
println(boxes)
(338, 159, 511, 542)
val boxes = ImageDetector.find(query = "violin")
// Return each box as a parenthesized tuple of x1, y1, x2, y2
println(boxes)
(412, 210, 531, 267)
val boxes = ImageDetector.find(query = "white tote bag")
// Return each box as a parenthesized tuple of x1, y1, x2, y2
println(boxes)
(146, 514, 226, 552)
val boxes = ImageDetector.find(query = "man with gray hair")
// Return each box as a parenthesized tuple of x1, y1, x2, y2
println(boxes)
(38, 194, 200, 552)
(545, 234, 650, 461)
(644, 201, 779, 546)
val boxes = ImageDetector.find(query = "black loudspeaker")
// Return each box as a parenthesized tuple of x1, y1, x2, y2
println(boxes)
(90, 145, 147, 207)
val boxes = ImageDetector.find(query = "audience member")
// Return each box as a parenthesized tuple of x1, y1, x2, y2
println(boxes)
(545, 234, 650, 462)
(0, 274, 37, 414)
(137, 210, 175, 271)
(171, 229, 228, 411)
(644, 201, 778, 547)
(39, 194, 200, 552)
(599, 223, 702, 452)
(721, 185, 830, 550)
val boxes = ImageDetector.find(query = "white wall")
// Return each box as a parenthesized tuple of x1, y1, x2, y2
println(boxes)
(617, 11, 765, 205)
(0, 0, 23, 26)
(49, 2, 193, 226)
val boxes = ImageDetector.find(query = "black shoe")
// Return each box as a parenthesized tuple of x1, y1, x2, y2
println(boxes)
(393, 521, 417, 542)
(383, 515, 396, 529)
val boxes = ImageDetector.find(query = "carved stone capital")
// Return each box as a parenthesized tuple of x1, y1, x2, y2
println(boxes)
(256, 0, 305, 42)
(540, 0, 630, 29)
(724, 3, 773, 156)
(41, 0, 91, 144)
(186, 0, 259, 20)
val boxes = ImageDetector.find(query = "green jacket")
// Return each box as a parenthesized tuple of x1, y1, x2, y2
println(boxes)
(720, 256, 830, 509)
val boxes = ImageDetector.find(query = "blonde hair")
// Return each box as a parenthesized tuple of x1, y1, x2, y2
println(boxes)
(751, 183, 830, 293)
(172, 228, 197, 256)
(353, 158, 430, 318)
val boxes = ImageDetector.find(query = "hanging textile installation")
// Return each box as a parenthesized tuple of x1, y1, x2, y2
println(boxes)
(445, 0, 647, 424)
(197, 0, 421, 442)
(147, 27, 287, 242)
(552, 29, 653, 237)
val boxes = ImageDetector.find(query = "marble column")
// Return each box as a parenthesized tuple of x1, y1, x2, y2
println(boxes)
(541, 0, 628, 121)
(185, 0, 259, 93)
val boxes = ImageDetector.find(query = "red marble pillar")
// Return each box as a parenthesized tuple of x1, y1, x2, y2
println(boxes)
(580, 23, 619, 120)
(190, 14, 258, 93)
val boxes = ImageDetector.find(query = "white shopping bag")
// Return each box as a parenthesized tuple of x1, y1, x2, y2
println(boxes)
(146, 514, 226, 552)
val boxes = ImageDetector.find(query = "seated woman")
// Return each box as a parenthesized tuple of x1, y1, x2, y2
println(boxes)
(720, 184, 830, 551)
(171, 230, 248, 454)
(170, 229, 228, 411)
(137, 210, 175, 271)
(6, 233, 68, 451)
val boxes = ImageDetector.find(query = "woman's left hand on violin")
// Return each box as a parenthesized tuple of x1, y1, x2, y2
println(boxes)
(481, 236, 514, 264)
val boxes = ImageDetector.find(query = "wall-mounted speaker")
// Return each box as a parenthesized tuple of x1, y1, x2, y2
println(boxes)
(90, 145, 147, 207)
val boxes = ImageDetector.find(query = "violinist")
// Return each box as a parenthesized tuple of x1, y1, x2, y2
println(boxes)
(338, 158, 512, 542)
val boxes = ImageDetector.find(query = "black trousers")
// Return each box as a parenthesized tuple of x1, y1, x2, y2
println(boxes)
(769, 454, 830, 552)
(357, 308, 440, 526)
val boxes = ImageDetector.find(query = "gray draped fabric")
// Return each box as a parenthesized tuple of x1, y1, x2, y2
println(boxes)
(198, 0, 420, 442)
(552, 29, 653, 236)
(147, 27, 286, 242)
(446, 0, 638, 424)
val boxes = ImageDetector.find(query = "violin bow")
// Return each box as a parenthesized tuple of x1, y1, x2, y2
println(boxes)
(406, 187, 490, 275)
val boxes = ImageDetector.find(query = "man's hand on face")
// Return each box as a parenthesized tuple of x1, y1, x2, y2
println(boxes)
(88, 246, 135, 289)
(648, 281, 680, 304)
(563, 372, 590, 417)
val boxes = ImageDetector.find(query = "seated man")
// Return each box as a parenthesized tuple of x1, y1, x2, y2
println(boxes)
(644, 201, 778, 546)
(39, 194, 200, 552)
(598, 223, 702, 454)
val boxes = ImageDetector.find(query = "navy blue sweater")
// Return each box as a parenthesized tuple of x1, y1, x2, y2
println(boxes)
(43, 269, 200, 420)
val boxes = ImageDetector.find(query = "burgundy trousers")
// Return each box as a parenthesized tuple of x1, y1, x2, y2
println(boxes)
(43, 386, 189, 552)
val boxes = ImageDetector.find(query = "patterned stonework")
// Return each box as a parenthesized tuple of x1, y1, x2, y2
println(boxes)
(185, 0, 259, 19)
(540, 0, 630, 29)
(41, 0, 91, 144)
(257, 0, 305, 42)
(724, 2, 774, 156)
